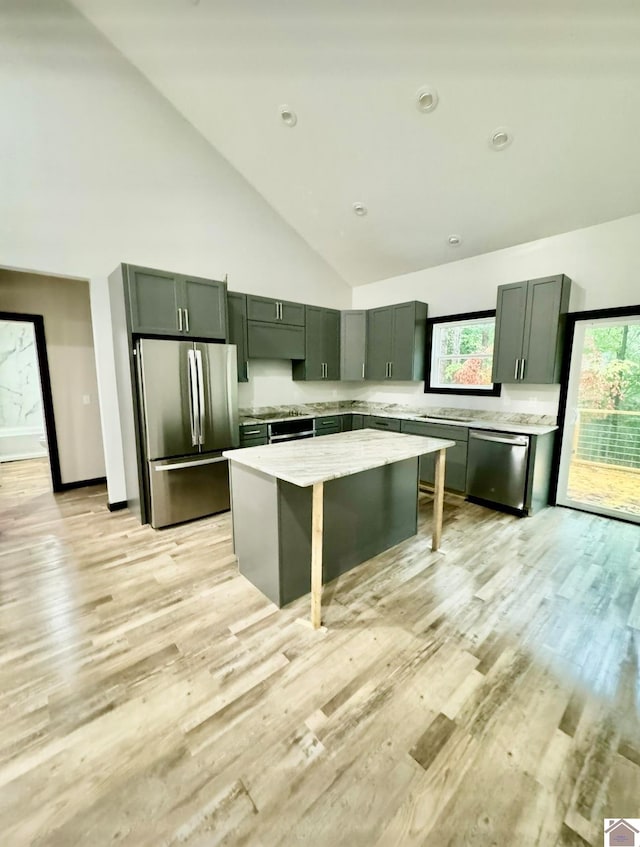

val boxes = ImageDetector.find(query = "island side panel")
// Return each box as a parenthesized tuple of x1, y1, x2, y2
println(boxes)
(278, 457, 419, 606)
(228, 462, 282, 606)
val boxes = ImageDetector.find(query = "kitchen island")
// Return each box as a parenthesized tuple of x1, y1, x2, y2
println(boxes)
(223, 429, 454, 628)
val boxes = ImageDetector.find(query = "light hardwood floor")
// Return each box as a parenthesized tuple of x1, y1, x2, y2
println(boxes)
(1, 458, 639, 846)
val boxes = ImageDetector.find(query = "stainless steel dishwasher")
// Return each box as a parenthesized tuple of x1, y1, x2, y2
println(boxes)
(466, 430, 530, 512)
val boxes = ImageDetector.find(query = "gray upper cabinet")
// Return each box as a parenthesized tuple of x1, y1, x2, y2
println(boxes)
(340, 310, 367, 381)
(293, 306, 340, 381)
(492, 275, 571, 384)
(246, 295, 305, 326)
(246, 294, 306, 360)
(125, 264, 227, 340)
(182, 275, 227, 340)
(126, 266, 181, 335)
(227, 291, 248, 382)
(366, 301, 428, 381)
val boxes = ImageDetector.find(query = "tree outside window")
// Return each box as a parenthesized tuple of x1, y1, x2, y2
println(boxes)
(425, 311, 500, 396)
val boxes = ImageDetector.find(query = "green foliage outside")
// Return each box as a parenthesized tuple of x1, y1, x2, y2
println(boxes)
(576, 322, 640, 469)
(436, 321, 494, 386)
(578, 324, 640, 411)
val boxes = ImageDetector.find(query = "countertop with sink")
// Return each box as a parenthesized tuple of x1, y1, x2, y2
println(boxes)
(239, 405, 558, 436)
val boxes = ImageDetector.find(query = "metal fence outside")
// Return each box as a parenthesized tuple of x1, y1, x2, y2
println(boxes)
(574, 409, 640, 470)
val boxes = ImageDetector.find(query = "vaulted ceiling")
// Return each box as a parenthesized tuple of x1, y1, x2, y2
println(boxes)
(70, 0, 640, 286)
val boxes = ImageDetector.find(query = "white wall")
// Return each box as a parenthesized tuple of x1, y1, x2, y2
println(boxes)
(237, 361, 353, 410)
(351, 214, 640, 417)
(0, 0, 351, 502)
(0, 271, 105, 482)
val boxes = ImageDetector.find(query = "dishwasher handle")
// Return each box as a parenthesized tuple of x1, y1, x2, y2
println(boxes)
(469, 431, 529, 447)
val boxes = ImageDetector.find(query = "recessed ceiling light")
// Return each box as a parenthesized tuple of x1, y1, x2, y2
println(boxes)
(448, 234, 462, 246)
(352, 203, 368, 216)
(489, 127, 513, 150)
(416, 86, 439, 113)
(279, 105, 297, 127)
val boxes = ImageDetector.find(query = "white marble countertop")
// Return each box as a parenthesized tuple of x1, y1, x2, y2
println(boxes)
(239, 407, 557, 436)
(223, 429, 455, 487)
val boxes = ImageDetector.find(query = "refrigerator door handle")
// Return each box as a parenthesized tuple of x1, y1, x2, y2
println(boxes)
(187, 349, 199, 447)
(195, 348, 206, 446)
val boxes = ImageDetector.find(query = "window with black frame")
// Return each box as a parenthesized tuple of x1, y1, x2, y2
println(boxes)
(424, 309, 501, 397)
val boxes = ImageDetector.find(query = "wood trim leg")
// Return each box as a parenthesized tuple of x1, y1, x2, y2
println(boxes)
(432, 448, 446, 551)
(311, 481, 324, 629)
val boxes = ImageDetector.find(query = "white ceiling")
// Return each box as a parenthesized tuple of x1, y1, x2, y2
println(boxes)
(70, 0, 640, 286)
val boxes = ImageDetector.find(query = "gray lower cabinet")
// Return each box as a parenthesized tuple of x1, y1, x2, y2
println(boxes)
(363, 415, 402, 432)
(351, 414, 364, 430)
(314, 416, 341, 436)
(125, 264, 227, 339)
(400, 420, 468, 492)
(293, 306, 340, 380)
(340, 310, 367, 381)
(366, 301, 428, 381)
(227, 291, 248, 382)
(230, 458, 419, 607)
(492, 275, 571, 384)
(239, 423, 268, 447)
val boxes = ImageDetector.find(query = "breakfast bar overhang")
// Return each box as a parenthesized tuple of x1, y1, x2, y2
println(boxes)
(223, 429, 454, 628)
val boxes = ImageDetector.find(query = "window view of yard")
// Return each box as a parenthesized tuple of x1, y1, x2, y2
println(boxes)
(568, 321, 640, 518)
(430, 317, 495, 390)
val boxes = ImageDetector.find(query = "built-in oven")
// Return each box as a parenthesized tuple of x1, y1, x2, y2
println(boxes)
(268, 417, 315, 444)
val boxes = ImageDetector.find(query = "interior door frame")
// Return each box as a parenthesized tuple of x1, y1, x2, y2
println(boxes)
(0, 310, 63, 491)
(551, 302, 640, 521)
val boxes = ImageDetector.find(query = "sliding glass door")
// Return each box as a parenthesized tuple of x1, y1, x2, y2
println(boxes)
(557, 314, 640, 523)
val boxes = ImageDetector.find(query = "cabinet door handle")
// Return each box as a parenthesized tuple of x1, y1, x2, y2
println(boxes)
(519, 358, 526, 380)
(514, 358, 520, 380)
(243, 429, 262, 435)
(275, 301, 279, 320)
(184, 309, 190, 333)
(361, 363, 365, 379)
(178, 308, 183, 331)
(389, 361, 393, 378)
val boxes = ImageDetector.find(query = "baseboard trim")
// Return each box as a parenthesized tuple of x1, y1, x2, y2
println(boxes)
(57, 476, 107, 492)
(107, 500, 128, 512)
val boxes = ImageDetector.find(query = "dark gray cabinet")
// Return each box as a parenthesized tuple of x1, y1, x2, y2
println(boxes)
(239, 423, 268, 447)
(366, 301, 428, 381)
(400, 420, 468, 492)
(247, 321, 305, 359)
(363, 415, 402, 432)
(293, 306, 340, 381)
(246, 295, 305, 326)
(314, 415, 341, 436)
(125, 264, 227, 339)
(227, 292, 248, 382)
(340, 311, 367, 381)
(246, 294, 305, 360)
(492, 275, 571, 384)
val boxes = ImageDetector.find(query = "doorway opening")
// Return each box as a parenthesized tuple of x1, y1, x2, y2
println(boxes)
(556, 307, 640, 523)
(0, 312, 62, 494)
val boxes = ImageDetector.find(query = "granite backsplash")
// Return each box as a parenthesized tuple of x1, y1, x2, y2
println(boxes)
(239, 400, 556, 427)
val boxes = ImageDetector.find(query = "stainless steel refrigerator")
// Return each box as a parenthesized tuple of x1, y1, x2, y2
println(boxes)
(136, 338, 239, 528)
